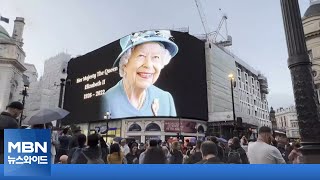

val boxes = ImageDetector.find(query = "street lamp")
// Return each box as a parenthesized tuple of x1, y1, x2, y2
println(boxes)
(104, 111, 111, 134)
(228, 74, 237, 137)
(56, 78, 66, 128)
(19, 84, 29, 127)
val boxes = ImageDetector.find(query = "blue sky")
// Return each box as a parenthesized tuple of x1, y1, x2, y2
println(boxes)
(0, 0, 311, 109)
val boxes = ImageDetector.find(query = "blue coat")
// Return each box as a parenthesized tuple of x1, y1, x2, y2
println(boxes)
(101, 80, 176, 119)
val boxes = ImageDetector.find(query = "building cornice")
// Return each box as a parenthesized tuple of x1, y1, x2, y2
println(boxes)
(0, 58, 27, 72)
(305, 30, 320, 39)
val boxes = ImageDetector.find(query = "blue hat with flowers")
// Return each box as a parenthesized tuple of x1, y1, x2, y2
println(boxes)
(113, 30, 179, 67)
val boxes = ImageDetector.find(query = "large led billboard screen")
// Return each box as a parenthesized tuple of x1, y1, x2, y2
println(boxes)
(63, 30, 208, 124)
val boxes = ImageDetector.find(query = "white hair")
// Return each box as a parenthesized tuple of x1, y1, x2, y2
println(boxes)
(118, 42, 172, 77)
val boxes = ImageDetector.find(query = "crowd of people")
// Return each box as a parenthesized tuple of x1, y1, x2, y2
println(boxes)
(0, 101, 303, 164)
(53, 128, 226, 164)
(50, 126, 303, 164)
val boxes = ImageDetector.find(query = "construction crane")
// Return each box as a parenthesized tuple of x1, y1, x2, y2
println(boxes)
(194, 0, 232, 47)
(194, 0, 211, 42)
(214, 13, 232, 47)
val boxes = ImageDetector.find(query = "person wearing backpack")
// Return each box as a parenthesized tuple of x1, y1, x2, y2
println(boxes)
(67, 134, 87, 164)
(82, 134, 105, 164)
(228, 137, 249, 164)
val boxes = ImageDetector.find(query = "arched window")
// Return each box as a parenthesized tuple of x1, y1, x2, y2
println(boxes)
(145, 123, 161, 131)
(128, 123, 141, 132)
(197, 125, 204, 133)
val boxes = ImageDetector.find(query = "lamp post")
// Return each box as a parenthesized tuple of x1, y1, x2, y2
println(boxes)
(104, 111, 110, 135)
(56, 78, 66, 128)
(280, 0, 320, 163)
(19, 84, 29, 127)
(228, 74, 237, 137)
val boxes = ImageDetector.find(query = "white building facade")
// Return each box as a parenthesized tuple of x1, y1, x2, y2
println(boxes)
(303, 0, 320, 103)
(22, 63, 39, 118)
(205, 39, 271, 138)
(0, 17, 39, 117)
(275, 106, 300, 139)
(38, 53, 70, 110)
(0, 17, 72, 123)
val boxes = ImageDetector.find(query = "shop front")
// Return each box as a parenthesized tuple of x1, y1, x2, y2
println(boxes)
(123, 117, 206, 143)
(73, 117, 206, 144)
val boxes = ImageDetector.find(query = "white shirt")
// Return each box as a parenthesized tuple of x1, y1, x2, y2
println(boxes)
(139, 151, 146, 164)
(247, 141, 286, 164)
(121, 144, 130, 156)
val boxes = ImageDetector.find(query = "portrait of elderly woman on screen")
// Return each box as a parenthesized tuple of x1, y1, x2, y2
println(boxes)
(101, 30, 178, 119)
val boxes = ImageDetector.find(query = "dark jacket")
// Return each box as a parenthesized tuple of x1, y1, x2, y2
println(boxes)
(196, 157, 224, 164)
(217, 145, 225, 161)
(98, 136, 109, 163)
(67, 147, 86, 164)
(125, 153, 139, 164)
(229, 145, 249, 164)
(68, 135, 79, 150)
(278, 144, 289, 163)
(82, 146, 104, 164)
(56, 135, 71, 163)
(189, 151, 203, 164)
(0, 112, 19, 164)
(0, 112, 19, 130)
(169, 150, 183, 164)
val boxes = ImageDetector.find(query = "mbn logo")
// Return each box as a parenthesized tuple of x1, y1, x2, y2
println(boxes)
(8, 142, 47, 153)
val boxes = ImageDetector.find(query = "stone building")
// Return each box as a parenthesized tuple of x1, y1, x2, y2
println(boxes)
(38, 53, 70, 110)
(303, 0, 320, 103)
(275, 106, 300, 139)
(205, 39, 271, 139)
(0, 16, 71, 124)
(0, 17, 38, 118)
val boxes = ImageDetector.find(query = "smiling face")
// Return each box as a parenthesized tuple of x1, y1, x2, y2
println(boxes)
(123, 42, 165, 90)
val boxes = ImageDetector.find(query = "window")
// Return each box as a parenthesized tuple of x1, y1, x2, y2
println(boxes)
(308, 49, 313, 60)
(238, 80, 242, 89)
(198, 126, 205, 133)
(284, 118, 287, 127)
(312, 70, 317, 78)
(128, 123, 142, 131)
(145, 123, 161, 131)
